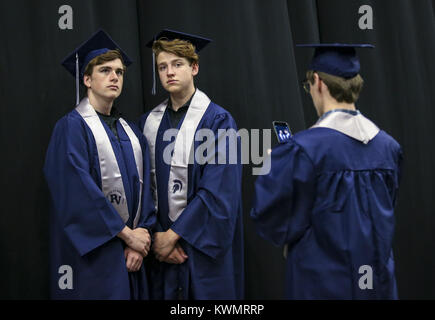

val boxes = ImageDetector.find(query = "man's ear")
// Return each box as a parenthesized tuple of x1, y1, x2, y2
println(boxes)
(313, 73, 322, 93)
(83, 74, 91, 88)
(191, 62, 199, 76)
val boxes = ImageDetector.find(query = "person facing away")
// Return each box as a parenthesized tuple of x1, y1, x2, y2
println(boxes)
(250, 44, 402, 299)
(44, 30, 156, 299)
(138, 29, 244, 300)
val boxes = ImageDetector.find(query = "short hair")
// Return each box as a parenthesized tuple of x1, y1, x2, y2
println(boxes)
(306, 70, 364, 103)
(152, 38, 199, 65)
(83, 49, 126, 77)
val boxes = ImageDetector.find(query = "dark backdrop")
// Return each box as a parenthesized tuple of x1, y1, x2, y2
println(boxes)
(1, 0, 434, 299)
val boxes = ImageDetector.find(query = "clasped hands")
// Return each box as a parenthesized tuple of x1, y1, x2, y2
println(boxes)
(118, 227, 188, 271)
(118, 226, 151, 272)
(153, 229, 188, 265)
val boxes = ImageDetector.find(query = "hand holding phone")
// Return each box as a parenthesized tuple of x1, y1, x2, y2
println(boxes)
(273, 121, 292, 143)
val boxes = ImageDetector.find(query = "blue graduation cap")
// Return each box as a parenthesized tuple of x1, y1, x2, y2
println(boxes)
(296, 43, 374, 78)
(146, 29, 212, 95)
(61, 29, 133, 105)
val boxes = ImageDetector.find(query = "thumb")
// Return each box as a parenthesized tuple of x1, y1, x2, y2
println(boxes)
(177, 246, 188, 259)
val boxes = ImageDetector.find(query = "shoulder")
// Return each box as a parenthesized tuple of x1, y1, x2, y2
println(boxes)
(139, 100, 168, 131)
(376, 130, 402, 151)
(292, 126, 402, 170)
(52, 109, 88, 135)
(123, 118, 142, 136)
(268, 139, 316, 177)
(374, 130, 403, 164)
(287, 128, 348, 169)
(47, 109, 96, 153)
(291, 127, 339, 151)
(273, 137, 312, 159)
(196, 89, 233, 119)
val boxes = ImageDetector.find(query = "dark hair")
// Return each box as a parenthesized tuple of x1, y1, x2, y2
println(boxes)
(83, 49, 125, 77)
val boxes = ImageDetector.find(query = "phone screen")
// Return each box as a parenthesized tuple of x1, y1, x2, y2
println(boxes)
(273, 121, 292, 143)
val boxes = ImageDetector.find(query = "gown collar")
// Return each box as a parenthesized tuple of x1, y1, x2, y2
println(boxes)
(311, 108, 380, 144)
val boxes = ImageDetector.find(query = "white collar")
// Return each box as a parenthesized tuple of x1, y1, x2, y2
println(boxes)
(311, 109, 380, 144)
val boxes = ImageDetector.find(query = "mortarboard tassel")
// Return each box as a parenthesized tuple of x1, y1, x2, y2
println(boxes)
(151, 51, 156, 95)
(75, 53, 79, 106)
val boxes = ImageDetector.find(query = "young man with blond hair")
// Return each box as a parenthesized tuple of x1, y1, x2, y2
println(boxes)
(139, 29, 244, 300)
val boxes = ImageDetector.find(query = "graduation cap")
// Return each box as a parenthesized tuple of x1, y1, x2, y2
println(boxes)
(61, 29, 133, 105)
(146, 29, 212, 95)
(296, 43, 374, 78)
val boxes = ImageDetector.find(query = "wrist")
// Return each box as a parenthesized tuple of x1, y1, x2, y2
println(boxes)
(118, 226, 132, 243)
(167, 228, 180, 244)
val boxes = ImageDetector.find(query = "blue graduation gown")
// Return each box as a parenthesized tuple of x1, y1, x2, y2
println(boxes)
(44, 109, 156, 299)
(251, 127, 402, 299)
(139, 102, 244, 300)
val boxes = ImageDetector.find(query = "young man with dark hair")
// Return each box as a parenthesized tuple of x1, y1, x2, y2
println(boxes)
(139, 29, 244, 300)
(44, 30, 156, 299)
(251, 44, 402, 299)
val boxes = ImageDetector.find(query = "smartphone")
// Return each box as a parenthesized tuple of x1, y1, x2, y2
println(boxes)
(272, 121, 292, 143)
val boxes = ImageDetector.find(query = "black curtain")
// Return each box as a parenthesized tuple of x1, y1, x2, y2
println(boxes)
(1, 0, 434, 299)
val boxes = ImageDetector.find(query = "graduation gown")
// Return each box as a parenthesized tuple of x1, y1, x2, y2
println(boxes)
(139, 90, 244, 300)
(251, 110, 402, 299)
(44, 104, 156, 299)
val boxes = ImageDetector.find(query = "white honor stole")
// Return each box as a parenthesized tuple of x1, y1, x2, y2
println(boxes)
(311, 109, 379, 144)
(143, 89, 211, 222)
(76, 97, 143, 228)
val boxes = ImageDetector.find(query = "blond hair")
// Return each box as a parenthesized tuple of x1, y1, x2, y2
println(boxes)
(152, 38, 199, 65)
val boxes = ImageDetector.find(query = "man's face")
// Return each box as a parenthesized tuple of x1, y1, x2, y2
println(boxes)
(156, 51, 198, 95)
(84, 58, 124, 101)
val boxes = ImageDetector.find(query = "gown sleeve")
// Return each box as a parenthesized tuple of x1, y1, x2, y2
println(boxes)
(170, 113, 242, 260)
(43, 116, 126, 256)
(393, 146, 403, 208)
(132, 124, 157, 232)
(250, 140, 316, 247)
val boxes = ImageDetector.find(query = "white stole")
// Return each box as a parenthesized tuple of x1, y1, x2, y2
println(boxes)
(311, 109, 379, 144)
(76, 97, 143, 228)
(143, 89, 210, 222)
